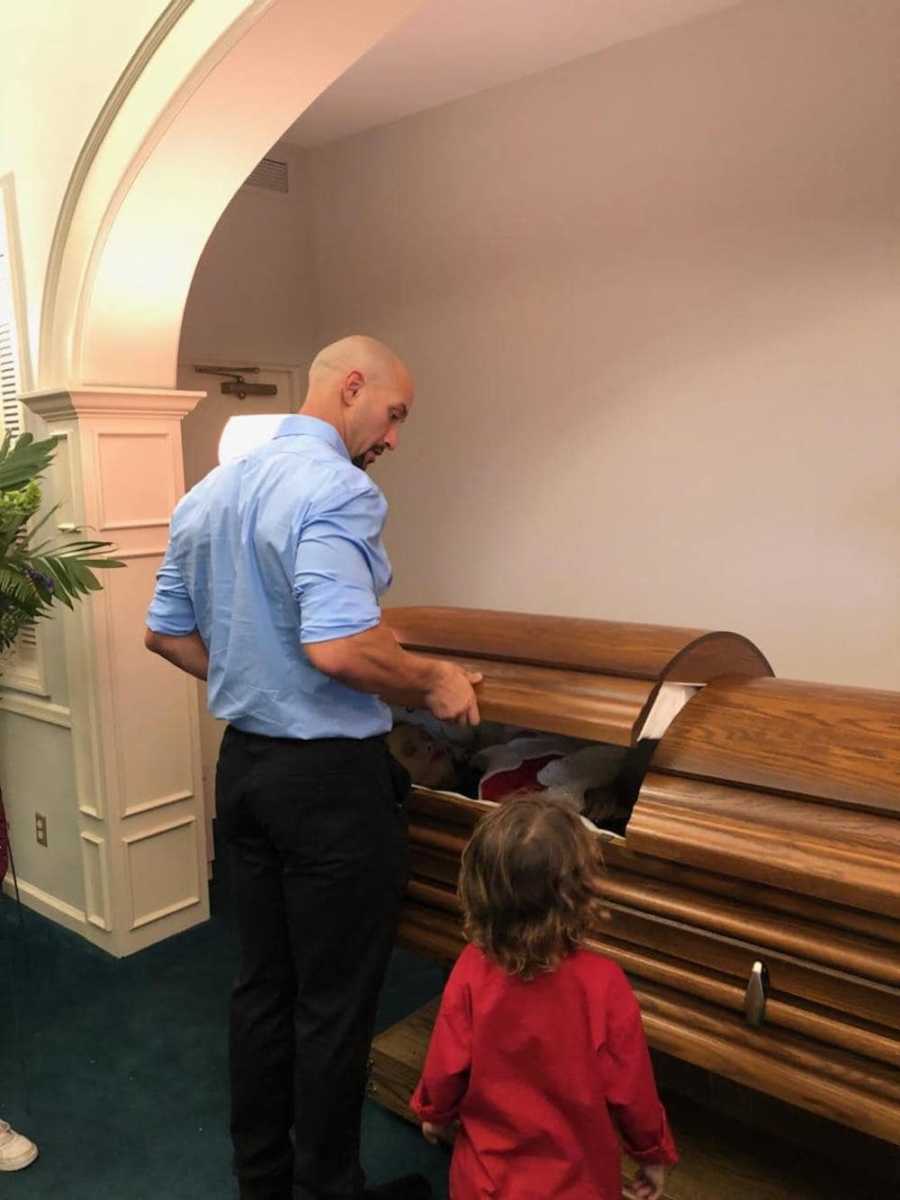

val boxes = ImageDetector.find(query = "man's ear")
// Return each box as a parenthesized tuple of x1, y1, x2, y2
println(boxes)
(341, 369, 365, 406)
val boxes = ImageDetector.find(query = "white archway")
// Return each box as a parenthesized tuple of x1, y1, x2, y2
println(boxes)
(41, 0, 422, 391)
(19, 0, 423, 955)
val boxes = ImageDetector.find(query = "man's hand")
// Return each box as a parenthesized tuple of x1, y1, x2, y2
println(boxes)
(304, 621, 482, 723)
(425, 661, 482, 725)
(421, 1120, 457, 1146)
(623, 1162, 668, 1200)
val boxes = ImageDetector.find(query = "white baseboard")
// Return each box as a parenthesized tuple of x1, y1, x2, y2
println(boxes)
(2, 873, 88, 935)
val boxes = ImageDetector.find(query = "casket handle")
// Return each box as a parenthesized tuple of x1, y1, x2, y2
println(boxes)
(743, 960, 770, 1027)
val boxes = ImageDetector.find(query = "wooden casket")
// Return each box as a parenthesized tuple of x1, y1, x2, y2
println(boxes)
(384, 606, 900, 1146)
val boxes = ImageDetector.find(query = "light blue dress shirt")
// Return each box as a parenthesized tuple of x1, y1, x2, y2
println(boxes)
(146, 415, 393, 740)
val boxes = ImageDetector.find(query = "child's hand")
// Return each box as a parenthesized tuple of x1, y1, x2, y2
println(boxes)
(421, 1120, 457, 1146)
(623, 1162, 668, 1200)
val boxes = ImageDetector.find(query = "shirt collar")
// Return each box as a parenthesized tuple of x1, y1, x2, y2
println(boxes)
(274, 414, 350, 461)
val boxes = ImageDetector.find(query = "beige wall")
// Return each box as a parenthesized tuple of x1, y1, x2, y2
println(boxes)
(179, 142, 317, 370)
(0, 713, 83, 911)
(299, 0, 899, 689)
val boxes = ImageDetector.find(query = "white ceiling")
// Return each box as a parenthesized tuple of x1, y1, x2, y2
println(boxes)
(284, 0, 745, 148)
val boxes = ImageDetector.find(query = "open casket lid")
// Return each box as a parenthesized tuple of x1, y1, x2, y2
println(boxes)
(384, 606, 773, 746)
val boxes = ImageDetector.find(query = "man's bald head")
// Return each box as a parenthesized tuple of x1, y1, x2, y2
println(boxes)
(301, 334, 414, 470)
(309, 335, 411, 394)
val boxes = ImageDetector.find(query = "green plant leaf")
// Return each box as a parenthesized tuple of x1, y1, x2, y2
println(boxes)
(0, 433, 59, 491)
(0, 435, 125, 644)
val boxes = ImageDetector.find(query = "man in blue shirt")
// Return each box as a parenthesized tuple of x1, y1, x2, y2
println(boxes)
(146, 336, 480, 1200)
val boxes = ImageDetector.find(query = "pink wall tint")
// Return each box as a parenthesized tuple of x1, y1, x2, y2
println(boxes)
(304, 0, 900, 689)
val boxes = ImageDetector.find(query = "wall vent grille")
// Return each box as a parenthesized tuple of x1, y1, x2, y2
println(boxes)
(244, 156, 289, 194)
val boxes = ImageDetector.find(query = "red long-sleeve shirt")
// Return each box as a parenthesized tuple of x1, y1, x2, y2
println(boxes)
(410, 945, 677, 1200)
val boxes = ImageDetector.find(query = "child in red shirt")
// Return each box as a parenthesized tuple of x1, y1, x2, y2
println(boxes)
(410, 795, 677, 1200)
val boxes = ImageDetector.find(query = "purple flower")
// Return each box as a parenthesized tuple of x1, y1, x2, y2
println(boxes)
(25, 568, 55, 593)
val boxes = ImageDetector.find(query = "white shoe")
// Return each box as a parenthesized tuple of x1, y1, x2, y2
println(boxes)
(0, 1120, 39, 1171)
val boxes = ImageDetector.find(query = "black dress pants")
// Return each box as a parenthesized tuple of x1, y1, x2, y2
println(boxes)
(216, 725, 411, 1200)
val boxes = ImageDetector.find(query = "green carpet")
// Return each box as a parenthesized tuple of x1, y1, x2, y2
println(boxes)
(3, 866, 895, 1198)
(0, 867, 451, 1200)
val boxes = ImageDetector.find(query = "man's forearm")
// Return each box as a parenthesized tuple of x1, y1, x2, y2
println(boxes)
(144, 627, 209, 681)
(304, 621, 444, 707)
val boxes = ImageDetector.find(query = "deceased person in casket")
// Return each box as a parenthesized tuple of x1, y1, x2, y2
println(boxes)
(387, 712, 654, 834)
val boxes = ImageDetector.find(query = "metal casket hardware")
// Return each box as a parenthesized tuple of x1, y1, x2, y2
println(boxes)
(744, 960, 770, 1028)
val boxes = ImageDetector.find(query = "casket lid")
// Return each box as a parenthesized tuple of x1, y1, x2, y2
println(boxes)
(384, 606, 772, 745)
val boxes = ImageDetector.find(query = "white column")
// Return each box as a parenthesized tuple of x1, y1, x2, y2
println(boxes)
(22, 387, 208, 956)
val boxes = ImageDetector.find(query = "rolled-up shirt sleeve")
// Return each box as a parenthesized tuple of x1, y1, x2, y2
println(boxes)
(294, 483, 390, 644)
(146, 542, 197, 636)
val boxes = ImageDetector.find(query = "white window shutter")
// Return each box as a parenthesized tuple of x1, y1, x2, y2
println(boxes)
(0, 214, 43, 689)
(0, 250, 23, 438)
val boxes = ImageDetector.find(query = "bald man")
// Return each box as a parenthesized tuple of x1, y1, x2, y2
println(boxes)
(146, 336, 479, 1200)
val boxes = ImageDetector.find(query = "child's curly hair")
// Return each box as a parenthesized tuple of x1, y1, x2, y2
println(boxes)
(459, 793, 606, 981)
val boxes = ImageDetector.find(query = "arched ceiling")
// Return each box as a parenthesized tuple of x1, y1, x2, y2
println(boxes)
(285, 0, 746, 148)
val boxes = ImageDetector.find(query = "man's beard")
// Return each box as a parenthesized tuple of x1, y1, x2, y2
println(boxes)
(353, 444, 385, 471)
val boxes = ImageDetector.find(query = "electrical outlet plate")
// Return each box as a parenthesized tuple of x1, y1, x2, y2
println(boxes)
(35, 812, 47, 847)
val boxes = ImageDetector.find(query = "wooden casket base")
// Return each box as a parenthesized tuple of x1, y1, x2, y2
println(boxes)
(369, 1001, 900, 1198)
